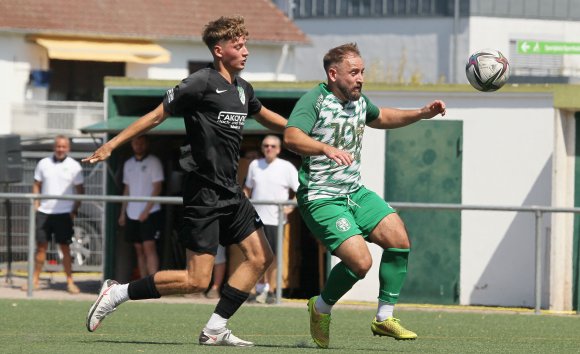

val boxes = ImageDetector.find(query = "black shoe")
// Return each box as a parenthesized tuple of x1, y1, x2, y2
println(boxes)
(246, 293, 257, 303)
(265, 292, 277, 304)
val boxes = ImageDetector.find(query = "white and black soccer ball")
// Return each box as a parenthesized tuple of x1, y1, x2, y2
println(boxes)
(465, 49, 510, 92)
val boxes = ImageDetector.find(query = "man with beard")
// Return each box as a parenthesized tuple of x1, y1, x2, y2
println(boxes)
(284, 43, 446, 349)
(84, 16, 287, 347)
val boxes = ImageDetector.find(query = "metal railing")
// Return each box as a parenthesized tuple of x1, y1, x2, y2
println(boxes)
(1, 192, 579, 313)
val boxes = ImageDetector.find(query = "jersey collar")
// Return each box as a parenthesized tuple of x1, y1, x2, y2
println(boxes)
(134, 153, 149, 162)
(52, 155, 67, 163)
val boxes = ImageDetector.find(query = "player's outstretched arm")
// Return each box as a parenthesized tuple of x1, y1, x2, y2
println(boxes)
(83, 103, 169, 164)
(367, 100, 446, 130)
(253, 106, 288, 133)
(284, 127, 353, 166)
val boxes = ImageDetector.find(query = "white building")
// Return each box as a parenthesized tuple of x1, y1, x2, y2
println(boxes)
(0, 0, 308, 135)
(275, 0, 580, 84)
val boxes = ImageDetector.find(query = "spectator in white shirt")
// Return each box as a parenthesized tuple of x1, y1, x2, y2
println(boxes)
(25, 135, 84, 294)
(243, 135, 299, 303)
(119, 136, 164, 278)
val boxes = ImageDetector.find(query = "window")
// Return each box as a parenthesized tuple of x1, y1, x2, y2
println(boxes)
(289, 0, 461, 18)
(48, 60, 124, 102)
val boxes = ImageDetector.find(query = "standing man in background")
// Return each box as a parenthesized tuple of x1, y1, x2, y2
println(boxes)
(244, 135, 299, 304)
(25, 135, 84, 294)
(119, 135, 164, 278)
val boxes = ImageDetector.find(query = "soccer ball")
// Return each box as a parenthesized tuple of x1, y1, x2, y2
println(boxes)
(465, 49, 510, 92)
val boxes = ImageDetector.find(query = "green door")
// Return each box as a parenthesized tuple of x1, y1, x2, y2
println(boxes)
(385, 120, 462, 304)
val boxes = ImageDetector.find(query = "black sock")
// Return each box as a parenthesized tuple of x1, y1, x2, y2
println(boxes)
(128, 274, 161, 300)
(214, 283, 250, 319)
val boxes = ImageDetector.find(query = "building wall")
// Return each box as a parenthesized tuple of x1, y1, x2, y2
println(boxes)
(294, 17, 459, 84)
(468, 16, 580, 80)
(338, 91, 561, 308)
(293, 15, 580, 85)
(127, 41, 298, 82)
(0, 35, 298, 135)
(0, 33, 44, 134)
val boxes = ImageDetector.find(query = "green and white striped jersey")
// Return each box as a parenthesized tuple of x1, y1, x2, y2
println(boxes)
(287, 83, 380, 201)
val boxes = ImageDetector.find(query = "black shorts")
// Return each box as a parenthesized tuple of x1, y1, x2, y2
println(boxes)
(179, 180, 263, 255)
(125, 211, 162, 243)
(35, 212, 74, 245)
(263, 225, 278, 255)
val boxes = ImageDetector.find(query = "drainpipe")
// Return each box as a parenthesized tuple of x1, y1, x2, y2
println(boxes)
(275, 0, 294, 81)
(275, 44, 289, 81)
(452, 0, 460, 83)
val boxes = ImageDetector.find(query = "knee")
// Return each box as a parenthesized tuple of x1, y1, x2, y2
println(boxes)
(396, 237, 411, 249)
(251, 248, 274, 272)
(350, 257, 372, 279)
(184, 276, 210, 294)
(261, 248, 275, 271)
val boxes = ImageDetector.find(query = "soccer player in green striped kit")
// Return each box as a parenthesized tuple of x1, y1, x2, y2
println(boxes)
(284, 43, 446, 348)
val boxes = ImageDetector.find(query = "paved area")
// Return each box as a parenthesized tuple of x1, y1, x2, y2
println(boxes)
(0, 271, 226, 305)
(0, 270, 301, 307)
(2, 269, 574, 316)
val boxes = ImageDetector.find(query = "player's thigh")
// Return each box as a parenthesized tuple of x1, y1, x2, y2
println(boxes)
(222, 197, 263, 247)
(299, 198, 362, 253)
(184, 249, 215, 284)
(333, 234, 372, 277)
(351, 187, 396, 236)
(368, 213, 411, 249)
(179, 206, 221, 255)
(237, 227, 273, 266)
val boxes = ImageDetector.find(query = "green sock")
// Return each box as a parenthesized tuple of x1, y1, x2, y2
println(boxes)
(378, 248, 410, 304)
(320, 261, 362, 305)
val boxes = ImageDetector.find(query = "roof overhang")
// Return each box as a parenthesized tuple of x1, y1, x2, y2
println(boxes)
(31, 36, 170, 64)
(81, 117, 269, 135)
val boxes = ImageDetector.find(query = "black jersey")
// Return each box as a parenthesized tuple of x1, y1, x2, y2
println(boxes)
(163, 67, 262, 194)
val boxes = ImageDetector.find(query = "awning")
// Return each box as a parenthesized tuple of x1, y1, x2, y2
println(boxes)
(81, 117, 269, 135)
(33, 36, 170, 64)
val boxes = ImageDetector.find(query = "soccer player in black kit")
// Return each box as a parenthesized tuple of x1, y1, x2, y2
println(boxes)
(84, 16, 288, 347)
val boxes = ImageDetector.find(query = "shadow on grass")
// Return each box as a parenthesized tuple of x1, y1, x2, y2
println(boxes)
(84, 339, 185, 345)
(254, 343, 395, 352)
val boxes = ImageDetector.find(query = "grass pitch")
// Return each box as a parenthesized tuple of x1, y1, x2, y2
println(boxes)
(1, 299, 580, 353)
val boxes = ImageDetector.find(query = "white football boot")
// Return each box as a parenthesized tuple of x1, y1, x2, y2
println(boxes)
(198, 328, 254, 347)
(86, 279, 119, 332)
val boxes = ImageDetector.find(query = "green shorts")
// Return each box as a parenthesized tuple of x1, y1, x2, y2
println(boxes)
(297, 186, 396, 252)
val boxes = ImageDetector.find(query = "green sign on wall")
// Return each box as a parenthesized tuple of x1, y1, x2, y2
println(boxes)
(517, 40, 580, 55)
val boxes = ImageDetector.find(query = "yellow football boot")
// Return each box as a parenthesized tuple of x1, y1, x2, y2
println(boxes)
(371, 317, 417, 340)
(307, 296, 331, 348)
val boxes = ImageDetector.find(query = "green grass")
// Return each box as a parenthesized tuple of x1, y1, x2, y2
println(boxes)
(2, 299, 580, 353)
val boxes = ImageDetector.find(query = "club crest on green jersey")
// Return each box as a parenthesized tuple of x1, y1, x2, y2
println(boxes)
(336, 217, 351, 232)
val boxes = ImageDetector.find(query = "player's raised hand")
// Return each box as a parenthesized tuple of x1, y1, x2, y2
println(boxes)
(421, 100, 446, 118)
(323, 145, 353, 166)
(82, 144, 113, 164)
